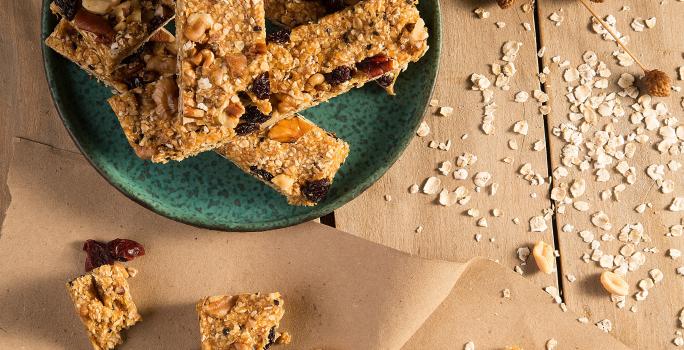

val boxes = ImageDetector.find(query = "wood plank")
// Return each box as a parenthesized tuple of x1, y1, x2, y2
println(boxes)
(335, 1, 557, 286)
(537, 1, 684, 348)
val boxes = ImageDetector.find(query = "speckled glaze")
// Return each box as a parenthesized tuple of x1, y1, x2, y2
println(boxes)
(41, 0, 441, 231)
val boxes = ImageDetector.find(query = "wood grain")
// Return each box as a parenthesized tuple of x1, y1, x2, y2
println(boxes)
(537, 1, 684, 348)
(335, 0, 558, 287)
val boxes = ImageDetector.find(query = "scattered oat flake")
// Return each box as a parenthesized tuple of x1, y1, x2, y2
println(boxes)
(596, 319, 612, 333)
(578, 317, 589, 324)
(409, 184, 419, 194)
(546, 339, 558, 350)
(438, 106, 454, 117)
(422, 177, 441, 194)
(513, 120, 529, 135)
(384, 194, 392, 202)
(530, 216, 548, 232)
(464, 341, 475, 350)
(502, 288, 511, 298)
(515, 91, 529, 103)
(670, 249, 682, 260)
(415, 226, 423, 233)
(416, 121, 430, 137)
(670, 197, 684, 212)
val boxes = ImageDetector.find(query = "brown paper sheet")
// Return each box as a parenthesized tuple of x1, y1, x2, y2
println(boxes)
(0, 139, 630, 349)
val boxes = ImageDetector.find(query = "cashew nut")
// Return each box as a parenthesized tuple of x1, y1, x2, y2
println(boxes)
(184, 13, 214, 42)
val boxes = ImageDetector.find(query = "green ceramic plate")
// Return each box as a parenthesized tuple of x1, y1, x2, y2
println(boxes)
(41, 1, 441, 231)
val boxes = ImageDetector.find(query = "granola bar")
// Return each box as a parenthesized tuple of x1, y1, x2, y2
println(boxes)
(50, 0, 174, 71)
(65, 264, 141, 350)
(109, 80, 349, 204)
(217, 112, 349, 206)
(196, 293, 291, 350)
(176, 0, 271, 151)
(266, 0, 429, 122)
(45, 19, 176, 93)
(264, 0, 401, 94)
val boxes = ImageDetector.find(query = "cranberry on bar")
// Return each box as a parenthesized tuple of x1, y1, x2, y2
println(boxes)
(176, 0, 271, 147)
(65, 264, 141, 350)
(45, 19, 176, 93)
(217, 111, 349, 206)
(49, 0, 175, 71)
(266, 0, 429, 122)
(196, 293, 291, 350)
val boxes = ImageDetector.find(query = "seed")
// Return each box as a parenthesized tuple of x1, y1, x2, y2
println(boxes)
(600, 271, 629, 296)
(639, 69, 672, 97)
(533, 241, 556, 274)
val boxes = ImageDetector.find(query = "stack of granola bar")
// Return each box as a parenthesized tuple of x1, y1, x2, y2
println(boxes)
(46, 0, 429, 206)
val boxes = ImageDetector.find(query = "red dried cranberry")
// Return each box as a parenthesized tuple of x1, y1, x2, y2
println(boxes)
(356, 54, 393, 78)
(55, 0, 80, 21)
(324, 66, 354, 86)
(241, 106, 271, 124)
(82, 238, 145, 272)
(375, 73, 395, 88)
(251, 72, 271, 100)
(266, 28, 291, 44)
(250, 166, 274, 182)
(301, 179, 331, 203)
(108, 239, 145, 262)
(83, 240, 114, 272)
(235, 122, 260, 136)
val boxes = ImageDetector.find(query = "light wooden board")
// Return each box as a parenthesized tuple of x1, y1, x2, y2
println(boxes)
(537, 1, 684, 348)
(335, 0, 557, 287)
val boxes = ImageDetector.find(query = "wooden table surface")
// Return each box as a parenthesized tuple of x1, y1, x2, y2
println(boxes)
(1, 0, 682, 348)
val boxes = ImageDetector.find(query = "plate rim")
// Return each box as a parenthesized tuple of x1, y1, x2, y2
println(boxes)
(40, 0, 442, 232)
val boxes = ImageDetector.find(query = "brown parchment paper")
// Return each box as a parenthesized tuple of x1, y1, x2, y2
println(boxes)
(0, 139, 630, 350)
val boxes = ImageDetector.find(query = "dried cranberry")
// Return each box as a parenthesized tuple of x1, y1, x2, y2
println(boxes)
(55, 0, 80, 21)
(266, 28, 291, 44)
(83, 240, 114, 272)
(375, 73, 394, 88)
(108, 239, 145, 262)
(356, 54, 393, 78)
(301, 179, 331, 203)
(324, 66, 354, 86)
(250, 166, 274, 182)
(251, 72, 271, 100)
(241, 106, 271, 124)
(320, 0, 345, 13)
(235, 122, 260, 136)
(82, 238, 145, 272)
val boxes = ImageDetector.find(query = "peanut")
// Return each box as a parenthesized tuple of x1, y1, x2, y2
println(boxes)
(306, 73, 325, 88)
(600, 271, 629, 296)
(184, 13, 214, 42)
(532, 240, 556, 274)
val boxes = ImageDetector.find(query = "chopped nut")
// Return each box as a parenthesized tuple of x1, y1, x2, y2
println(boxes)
(533, 241, 556, 274)
(600, 271, 629, 296)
